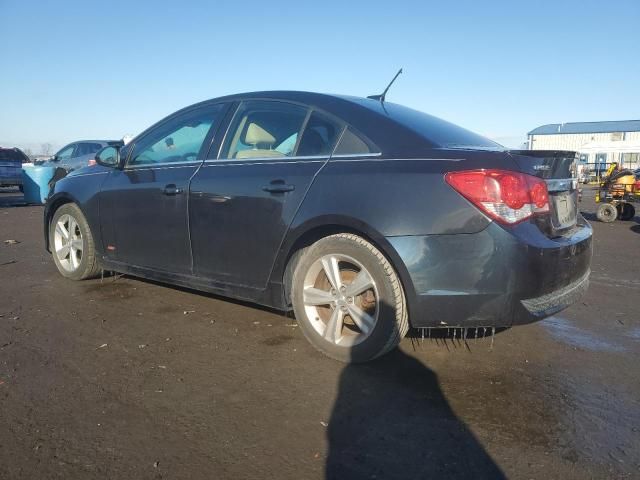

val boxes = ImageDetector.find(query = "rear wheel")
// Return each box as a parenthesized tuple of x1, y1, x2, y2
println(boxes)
(50, 203, 100, 280)
(596, 203, 617, 223)
(290, 233, 409, 363)
(617, 203, 636, 221)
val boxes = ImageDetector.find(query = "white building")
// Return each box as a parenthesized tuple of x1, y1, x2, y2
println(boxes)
(528, 120, 640, 174)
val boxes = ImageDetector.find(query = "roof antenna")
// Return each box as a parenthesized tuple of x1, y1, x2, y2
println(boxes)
(368, 68, 403, 103)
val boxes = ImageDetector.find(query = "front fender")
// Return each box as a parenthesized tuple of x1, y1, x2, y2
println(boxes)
(43, 170, 110, 254)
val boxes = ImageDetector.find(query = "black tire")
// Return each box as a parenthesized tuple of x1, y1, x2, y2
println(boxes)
(596, 203, 617, 223)
(617, 203, 636, 221)
(49, 203, 101, 280)
(290, 233, 409, 363)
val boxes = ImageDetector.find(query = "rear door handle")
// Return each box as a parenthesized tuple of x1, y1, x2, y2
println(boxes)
(163, 184, 183, 196)
(263, 180, 295, 193)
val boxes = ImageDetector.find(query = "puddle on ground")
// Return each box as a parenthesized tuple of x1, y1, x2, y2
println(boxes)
(542, 316, 625, 353)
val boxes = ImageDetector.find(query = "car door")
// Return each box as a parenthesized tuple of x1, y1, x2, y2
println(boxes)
(99, 103, 228, 274)
(189, 100, 343, 292)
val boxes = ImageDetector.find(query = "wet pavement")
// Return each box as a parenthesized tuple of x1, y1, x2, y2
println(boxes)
(0, 186, 639, 479)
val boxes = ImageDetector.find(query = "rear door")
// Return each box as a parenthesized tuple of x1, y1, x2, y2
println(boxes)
(509, 150, 579, 234)
(189, 101, 343, 291)
(99, 103, 228, 274)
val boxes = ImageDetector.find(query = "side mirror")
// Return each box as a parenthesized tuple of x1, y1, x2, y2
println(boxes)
(94, 146, 121, 168)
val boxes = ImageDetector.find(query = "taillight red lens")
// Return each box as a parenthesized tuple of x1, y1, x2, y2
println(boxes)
(445, 169, 550, 225)
(88, 159, 97, 166)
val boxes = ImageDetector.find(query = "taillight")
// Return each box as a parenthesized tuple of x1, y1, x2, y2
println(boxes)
(88, 159, 97, 166)
(445, 169, 549, 225)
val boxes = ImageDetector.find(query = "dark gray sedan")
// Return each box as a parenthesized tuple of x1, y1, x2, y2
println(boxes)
(44, 91, 592, 362)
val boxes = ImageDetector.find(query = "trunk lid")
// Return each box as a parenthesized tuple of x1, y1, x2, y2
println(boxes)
(508, 150, 579, 235)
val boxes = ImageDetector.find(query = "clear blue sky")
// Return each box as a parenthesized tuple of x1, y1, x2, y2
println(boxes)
(1, 0, 639, 152)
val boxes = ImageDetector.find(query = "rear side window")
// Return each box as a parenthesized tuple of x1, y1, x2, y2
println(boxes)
(86, 143, 104, 154)
(333, 127, 379, 156)
(297, 112, 342, 157)
(221, 101, 308, 160)
(74, 143, 104, 156)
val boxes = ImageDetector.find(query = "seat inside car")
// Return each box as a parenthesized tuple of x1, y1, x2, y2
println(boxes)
(235, 123, 283, 159)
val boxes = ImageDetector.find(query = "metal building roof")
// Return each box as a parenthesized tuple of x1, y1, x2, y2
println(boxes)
(528, 120, 640, 136)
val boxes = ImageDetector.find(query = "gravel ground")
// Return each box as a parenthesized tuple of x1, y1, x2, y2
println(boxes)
(0, 186, 638, 479)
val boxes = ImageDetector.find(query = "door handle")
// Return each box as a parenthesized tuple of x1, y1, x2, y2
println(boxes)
(163, 184, 183, 196)
(262, 180, 295, 193)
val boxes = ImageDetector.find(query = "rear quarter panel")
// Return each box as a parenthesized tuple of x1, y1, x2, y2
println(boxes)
(291, 150, 517, 237)
(271, 150, 519, 307)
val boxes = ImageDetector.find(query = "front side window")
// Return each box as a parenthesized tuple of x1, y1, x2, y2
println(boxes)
(56, 145, 75, 161)
(129, 105, 224, 166)
(221, 101, 308, 160)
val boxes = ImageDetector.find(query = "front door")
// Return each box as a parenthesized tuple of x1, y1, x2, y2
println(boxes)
(189, 101, 343, 292)
(100, 103, 227, 274)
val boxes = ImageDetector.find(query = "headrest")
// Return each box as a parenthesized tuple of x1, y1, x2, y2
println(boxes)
(245, 123, 275, 145)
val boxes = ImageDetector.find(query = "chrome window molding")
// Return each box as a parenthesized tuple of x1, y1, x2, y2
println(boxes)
(123, 160, 201, 171)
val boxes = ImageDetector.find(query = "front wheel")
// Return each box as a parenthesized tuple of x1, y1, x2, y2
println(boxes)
(50, 203, 101, 280)
(291, 233, 409, 363)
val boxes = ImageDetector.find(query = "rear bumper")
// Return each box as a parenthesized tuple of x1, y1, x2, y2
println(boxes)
(388, 216, 593, 328)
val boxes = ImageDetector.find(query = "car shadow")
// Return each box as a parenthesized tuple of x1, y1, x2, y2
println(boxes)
(580, 211, 597, 222)
(326, 348, 505, 479)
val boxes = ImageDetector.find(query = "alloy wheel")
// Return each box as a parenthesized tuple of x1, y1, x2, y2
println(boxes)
(53, 214, 83, 272)
(302, 254, 379, 347)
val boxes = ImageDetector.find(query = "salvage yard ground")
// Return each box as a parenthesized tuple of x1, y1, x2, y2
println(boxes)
(0, 186, 639, 479)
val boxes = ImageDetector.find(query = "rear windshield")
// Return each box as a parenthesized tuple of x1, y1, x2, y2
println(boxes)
(372, 102, 503, 151)
(0, 149, 27, 162)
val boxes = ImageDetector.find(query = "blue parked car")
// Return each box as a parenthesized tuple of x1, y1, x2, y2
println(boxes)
(0, 147, 29, 190)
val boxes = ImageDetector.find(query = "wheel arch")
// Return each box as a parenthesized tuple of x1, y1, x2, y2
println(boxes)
(44, 193, 81, 252)
(273, 215, 418, 321)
